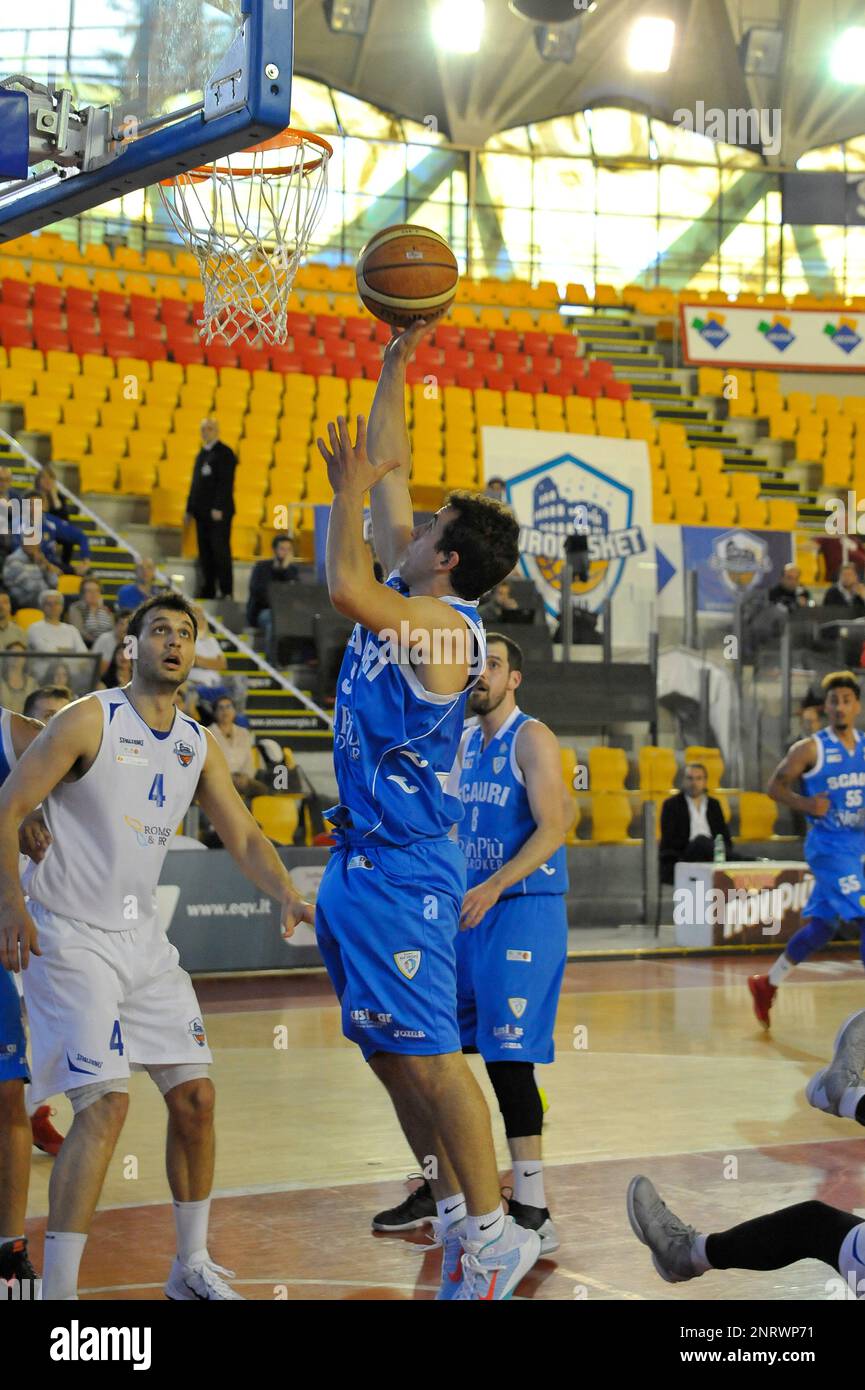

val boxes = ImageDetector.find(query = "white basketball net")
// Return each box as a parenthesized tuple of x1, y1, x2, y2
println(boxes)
(159, 132, 331, 346)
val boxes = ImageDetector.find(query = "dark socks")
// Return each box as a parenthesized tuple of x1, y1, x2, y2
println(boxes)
(705, 1201, 861, 1273)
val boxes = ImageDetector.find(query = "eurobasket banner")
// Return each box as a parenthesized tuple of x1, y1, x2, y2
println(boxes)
(681, 302, 865, 372)
(481, 428, 654, 644)
(681, 526, 794, 612)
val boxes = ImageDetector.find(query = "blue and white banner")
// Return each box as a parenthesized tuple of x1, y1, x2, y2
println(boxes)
(481, 428, 655, 646)
(681, 527, 795, 613)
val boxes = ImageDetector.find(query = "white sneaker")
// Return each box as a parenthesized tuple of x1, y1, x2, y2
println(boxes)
(164, 1255, 246, 1300)
(454, 1217, 541, 1301)
(806, 1009, 865, 1118)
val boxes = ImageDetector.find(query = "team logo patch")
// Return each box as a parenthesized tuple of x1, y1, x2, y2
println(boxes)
(188, 1017, 207, 1047)
(173, 739, 195, 768)
(709, 530, 772, 595)
(508, 997, 527, 1019)
(394, 950, 421, 980)
(348, 854, 374, 871)
(506, 949, 532, 962)
(493, 755, 506, 774)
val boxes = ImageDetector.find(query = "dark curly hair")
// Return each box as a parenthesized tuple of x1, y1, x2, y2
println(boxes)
(437, 492, 520, 601)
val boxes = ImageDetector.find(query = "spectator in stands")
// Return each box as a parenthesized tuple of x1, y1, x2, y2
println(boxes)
(799, 693, 824, 737)
(187, 605, 229, 710)
(208, 696, 270, 802)
(33, 467, 92, 573)
(102, 642, 133, 689)
(66, 577, 115, 647)
(817, 532, 865, 584)
(479, 580, 531, 625)
(247, 534, 300, 649)
(21, 488, 91, 576)
(659, 762, 734, 885)
(768, 563, 811, 612)
(115, 557, 161, 612)
(23, 683, 74, 723)
(92, 608, 131, 678)
(484, 477, 509, 506)
(0, 591, 24, 651)
(0, 642, 37, 714)
(185, 418, 237, 600)
(0, 466, 27, 563)
(824, 562, 865, 615)
(26, 589, 88, 683)
(2, 542, 60, 611)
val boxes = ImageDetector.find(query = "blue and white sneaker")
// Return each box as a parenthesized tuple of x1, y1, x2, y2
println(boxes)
(453, 1217, 541, 1301)
(806, 1008, 865, 1119)
(425, 1217, 466, 1301)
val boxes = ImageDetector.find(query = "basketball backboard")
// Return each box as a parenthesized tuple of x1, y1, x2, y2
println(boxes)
(0, 0, 294, 241)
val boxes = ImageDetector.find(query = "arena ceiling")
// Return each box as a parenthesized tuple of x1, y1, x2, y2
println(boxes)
(293, 0, 865, 162)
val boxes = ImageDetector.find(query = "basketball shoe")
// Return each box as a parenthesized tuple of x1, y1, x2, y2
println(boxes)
(505, 1196, 560, 1255)
(453, 1218, 541, 1300)
(164, 1256, 245, 1300)
(31, 1105, 64, 1157)
(0, 1238, 40, 1298)
(806, 1008, 865, 1118)
(627, 1175, 703, 1284)
(372, 1176, 436, 1231)
(748, 974, 776, 1030)
(425, 1216, 466, 1301)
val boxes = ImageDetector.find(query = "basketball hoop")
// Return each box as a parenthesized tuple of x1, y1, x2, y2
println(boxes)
(159, 128, 332, 347)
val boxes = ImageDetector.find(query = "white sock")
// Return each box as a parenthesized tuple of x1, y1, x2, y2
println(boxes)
(466, 1205, 506, 1246)
(173, 1197, 211, 1266)
(43, 1231, 87, 1300)
(436, 1194, 466, 1229)
(513, 1160, 546, 1209)
(24, 1084, 36, 1118)
(839, 1085, 865, 1119)
(691, 1233, 713, 1274)
(0, 1233, 26, 1247)
(768, 954, 794, 987)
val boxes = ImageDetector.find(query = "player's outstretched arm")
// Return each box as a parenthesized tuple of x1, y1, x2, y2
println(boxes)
(366, 320, 434, 575)
(195, 730, 315, 939)
(10, 713, 53, 863)
(460, 721, 567, 929)
(768, 738, 827, 817)
(0, 698, 102, 969)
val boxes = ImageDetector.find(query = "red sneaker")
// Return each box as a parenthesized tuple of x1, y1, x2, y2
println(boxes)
(31, 1105, 64, 1156)
(748, 974, 777, 1030)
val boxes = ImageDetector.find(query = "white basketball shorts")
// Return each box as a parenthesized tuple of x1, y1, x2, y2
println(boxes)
(22, 898, 213, 1103)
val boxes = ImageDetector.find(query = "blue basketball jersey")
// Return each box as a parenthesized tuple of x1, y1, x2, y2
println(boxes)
(326, 574, 486, 846)
(0, 708, 14, 786)
(801, 727, 865, 857)
(457, 707, 569, 897)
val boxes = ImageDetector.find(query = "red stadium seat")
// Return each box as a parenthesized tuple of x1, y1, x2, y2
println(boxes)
(97, 290, 127, 318)
(315, 314, 343, 338)
(33, 284, 65, 313)
(464, 327, 490, 353)
(559, 356, 585, 380)
(285, 311, 312, 336)
(1, 279, 31, 308)
(70, 333, 104, 356)
(160, 299, 191, 325)
(371, 320, 392, 343)
(130, 294, 159, 320)
(519, 374, 544, 394)
(334, 357, 364, 380)
(456, 368, 486, 391)
(442, 347, 470, 372)
(493, 330, 520, 355)
(136, 340, 168, 362)
(66, 287, 95, 316)
(34, 329, 70, 353)
(300, 352, 332, 376)
(587, 359, 614, 382)
(415, 346, 444, 370)
(405, 362, 426, 386)
(172, 343, 206, 365)
(164, 325, 198, 349)
(1, 324, 34, 349)
(473, 350, 500, 373)
(431, 367, 456, 389)
(105, 333, 135, 357)
(132, 318, 165, 341)
(32, 309, 64, 332)
(545, 378, 573, 397)
(534, 357, 562, 380)
(523, 331, 550, 358)
(577, 377, 602, 399)
(344, 316, 374, 342)
(363, 359, 382, 381)
(290, 330, 317, 354)
(327, 338, 355, 360)
(433, 324, 462, 351)
(204, 344, 239, 368)
(1, 305, 29, 328)
(604, 380, 631, 401)
(551, 333, 579, 359)
(486, 372, 516, 394)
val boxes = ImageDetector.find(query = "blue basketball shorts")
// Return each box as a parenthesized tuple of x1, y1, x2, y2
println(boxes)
(455, 894, 568, 1064)
(804, 851, 865, 924)
(0, 966, 29, 1084)
(315, 837, 465, 1061)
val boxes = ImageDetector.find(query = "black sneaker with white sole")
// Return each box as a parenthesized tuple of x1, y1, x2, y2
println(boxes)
(0, 1238, 40, 1297)
(505, 1197, 560, 1255)
(372, 1178, 436, 1232)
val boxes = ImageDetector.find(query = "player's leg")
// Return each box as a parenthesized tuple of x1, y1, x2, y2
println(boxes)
(628, 1177, 865, 1295)
(0, 964, 36, 1289)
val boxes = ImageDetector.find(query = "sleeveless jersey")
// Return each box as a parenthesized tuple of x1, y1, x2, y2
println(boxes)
(457, 707, 569, 897)
(327, 574, 486, 846)
(23, 687, 207, 931)
(0, 707, 15, 786)
(801, 726, 865, 856)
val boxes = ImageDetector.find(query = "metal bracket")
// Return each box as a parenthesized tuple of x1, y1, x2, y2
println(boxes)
(205, 19, 250, 119)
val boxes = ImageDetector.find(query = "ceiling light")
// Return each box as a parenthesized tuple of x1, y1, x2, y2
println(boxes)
(627, 16, 675, 73)
(432, 0, 485, 54)
(830, 27, 865, 84)
(323, 0, 371, 36)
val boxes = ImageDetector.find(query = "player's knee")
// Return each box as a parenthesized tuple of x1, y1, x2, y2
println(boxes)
(0, 1078, 28, 1124)
(68, 1081, 129, 1125)
(162, 1072, 215, 1124)
(485, 1061, 543, 1138)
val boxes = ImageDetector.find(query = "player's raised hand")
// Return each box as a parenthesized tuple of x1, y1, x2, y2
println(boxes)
(460, 878, 503, 931)
(383, 317, 438, 366)
(0, 904, 41, 972)
(317, 415, 400, 496)
(18, 810, 52, 863)
(280, 890, 316, 941)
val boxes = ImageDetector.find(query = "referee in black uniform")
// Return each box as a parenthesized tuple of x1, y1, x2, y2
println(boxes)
(185, 418, 237, 599)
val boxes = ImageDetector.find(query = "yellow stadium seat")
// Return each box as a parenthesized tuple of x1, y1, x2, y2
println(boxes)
(652, 493, 675, 523)
(504, 393, 536, 428)
(49, 426, 90, 463)
(705, 498, 737, 527)
(127, 436, 164, 464)
(767, 498, 799, 530)
(81, 354, 116, 381)
(444, 457, 479, 487)
(57, 574, 82, 596)
(822, 451, 853, 489)
(150, 488, 187, 526)
(676, 497, 706, 524)
(62, 401, 101, 430)
(78, 460, 119, 491)
(736, 792, 777, 841)
(88, 427, 128, 458)
(657, 422, 688, 452)
(753, 371, 781, 395)
(251, 796, 299, 845)
(11, 608, 44, 631)
(786, 391, 814, 417)
(638, 746, 677, 794)
(119, 460, 157, 493)
(769, 412, 796, 441)
(594, 283, 621, 308)
(9, 347, 43, 375)
(413, 457, 444, 486)
(697, 367, 725, 397)
(700, 472, 730, 500)
(736, 499, 769, 528)
(536, 396, 565, 431)
(45, 351, 80, 379)
(684, 745, 724, 790)
(24, 398, 63, 431)
(728, 472, 760, 502)
(728, 393, 757, 419)
(564, 283, 590, 307)
(91, 269, 123, 294)
(508, 309, 536, 332)
(796, 549, 820, 586)
(564, 398, 595, 434)
(588, 746, 628, 792)
(589, 794, 636, 844)
(537, 312, 565, 334)
(816, 394, 841, 417)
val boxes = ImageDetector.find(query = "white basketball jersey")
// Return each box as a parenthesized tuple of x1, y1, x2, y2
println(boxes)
(23, 688, 207, 932)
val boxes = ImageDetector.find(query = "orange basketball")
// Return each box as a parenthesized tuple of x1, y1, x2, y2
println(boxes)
(356, 225, 459, 327)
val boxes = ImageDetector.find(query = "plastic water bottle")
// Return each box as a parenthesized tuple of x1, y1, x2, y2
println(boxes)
(713, 834, 725, 864)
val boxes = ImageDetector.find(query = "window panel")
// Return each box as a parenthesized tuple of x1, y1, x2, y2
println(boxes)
(595, 166, 658, 218)
(659, 163, 718, 219)
(588, 108, 649, 159)
(532, 158, 595, 215)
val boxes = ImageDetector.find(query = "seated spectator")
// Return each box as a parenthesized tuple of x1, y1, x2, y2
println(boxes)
(92, 608, 131, 677)
(102, 642, 133, 689)
(187, 606, 229, 710)
(3, 542, 60, 611)
(768, 564, 812, 612)
(208, 696, 270, 802)
(0, 590, 24, 650)
(116, 557, 162, 612)
(66, 577, 115, 647)
(26, 589, 88, 685)
(659, 762, 734, 886)
(0, 466, 27, 565)
(479, 580, 533, 625)
(817, 532, 865, 584)
(0, 642, 38, 713)
(23, 683, 74, 722)
(246, 534, 300, 649)
(824, 562, 865, 615)
(33, 469, 92, 572)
